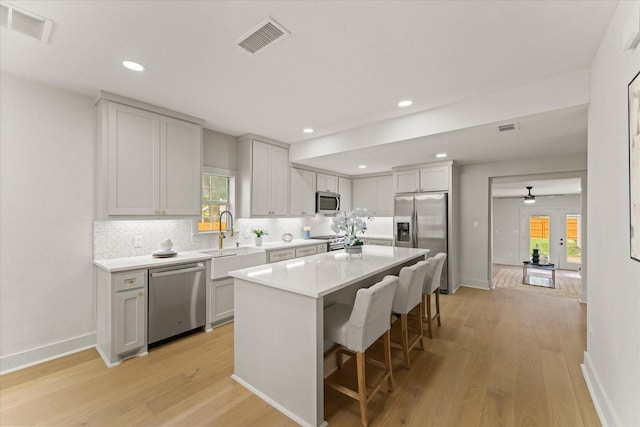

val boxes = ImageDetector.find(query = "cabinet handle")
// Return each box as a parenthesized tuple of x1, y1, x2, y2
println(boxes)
(161, 210, 166, 215)
(125, 278, 136, 284)
(138, 291, 144, 296)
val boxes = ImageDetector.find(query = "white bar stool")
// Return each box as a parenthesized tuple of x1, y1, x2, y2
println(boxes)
(323, 275, 399, 427)
(391, 260, 428, 369)
(422, 252, 447, 338)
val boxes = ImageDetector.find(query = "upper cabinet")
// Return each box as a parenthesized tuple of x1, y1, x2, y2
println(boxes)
(237, 136, 290, 217)
(393, 163, 451, 193)
(290, 168, 316, 216)
(352, 174, 393, 216)
(338, 176, 352, 212)
(317, 173, 338, 193)
(96, 94, 203, 219)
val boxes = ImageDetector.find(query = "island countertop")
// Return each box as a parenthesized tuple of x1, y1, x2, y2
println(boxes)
(229, 245, 429, 298)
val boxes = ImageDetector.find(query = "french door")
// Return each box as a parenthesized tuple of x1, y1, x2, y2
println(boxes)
(523, 209, 581, 270)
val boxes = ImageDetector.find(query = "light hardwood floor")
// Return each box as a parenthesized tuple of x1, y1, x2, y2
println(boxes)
(0, 287, 599, 426)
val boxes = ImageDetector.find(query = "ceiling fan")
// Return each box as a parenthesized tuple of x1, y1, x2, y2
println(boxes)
(494, 186, 570, 203)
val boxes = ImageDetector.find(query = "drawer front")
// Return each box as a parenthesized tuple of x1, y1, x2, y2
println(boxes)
(115, 270, 146, 292)
(316, 243, 328, 253)
(295, 246, 318, 258)
(267, 248, 296, 263)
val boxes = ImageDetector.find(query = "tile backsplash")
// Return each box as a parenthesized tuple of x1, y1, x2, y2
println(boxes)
(94, 216, 392, 260)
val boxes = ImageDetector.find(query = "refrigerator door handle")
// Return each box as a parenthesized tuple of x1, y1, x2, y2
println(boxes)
(412, 209, 418, 248)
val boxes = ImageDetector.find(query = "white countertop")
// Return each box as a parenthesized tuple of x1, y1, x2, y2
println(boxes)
(229, 245, 429, 298)
(94, 251, 213, 272)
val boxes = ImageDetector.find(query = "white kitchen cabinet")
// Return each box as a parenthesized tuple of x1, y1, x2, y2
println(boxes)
(248, 140, 289, 216)
(115, 287, 146, 355)
(338, 176, 352, 212)
(210, 277, 234, 326)
(295, 245, 317, 257)
(96, 268, 148, 367)
(317, 173, 338, 193)
(267, 247, 296, 263)
(97, 96, 203, 218)
(352, 174, 393, 216)
(393, 164, 450, 193)
(290, 168, 316, 215)
(363, 238, 393, 246)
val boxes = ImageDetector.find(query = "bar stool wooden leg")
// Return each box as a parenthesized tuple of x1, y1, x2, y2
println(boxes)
(435, 292, 441, 326)
(336, 346, 343, 369)
(401, 314, 410, 368)
(417, 303, 425, 351)
(426, 294, 434, 339)
(383, 330, 394, 392)
(356, 352, 368, 427)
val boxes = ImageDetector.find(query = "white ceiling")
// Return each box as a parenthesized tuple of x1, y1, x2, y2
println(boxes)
(0, 1, 618, 175)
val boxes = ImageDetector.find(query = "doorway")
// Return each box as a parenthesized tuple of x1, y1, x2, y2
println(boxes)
(524, 209, 581, 271)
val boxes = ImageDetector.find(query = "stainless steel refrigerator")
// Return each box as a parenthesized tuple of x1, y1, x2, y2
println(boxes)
(394, 193, 449, 293)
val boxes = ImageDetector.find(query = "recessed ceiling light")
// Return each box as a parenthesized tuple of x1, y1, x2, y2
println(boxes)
(436, 153, 447, 158)
(398, 100, 413, 107)
(303, 128, 314, 134)
(358, 165, 367, 169)
(122, 60, 145, 72)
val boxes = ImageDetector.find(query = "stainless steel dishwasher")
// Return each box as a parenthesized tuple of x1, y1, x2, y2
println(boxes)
(148, 262, 206, 345)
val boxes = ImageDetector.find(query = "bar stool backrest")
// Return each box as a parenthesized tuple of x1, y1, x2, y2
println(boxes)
(346, 275, 399, 352)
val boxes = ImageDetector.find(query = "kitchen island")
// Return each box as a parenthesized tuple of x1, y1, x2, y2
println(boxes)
(229, 245, 430, 427)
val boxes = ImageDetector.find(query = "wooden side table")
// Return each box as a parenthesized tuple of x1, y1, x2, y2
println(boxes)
(522, 261, 556, 288)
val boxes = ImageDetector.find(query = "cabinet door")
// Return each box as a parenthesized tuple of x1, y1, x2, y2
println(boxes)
(352, 177, 376, 213)
(160, 117, 202, 215)
(420, 166, 449, 192)
(252, 141, 289, 216)
(269, 145, 289, 215)
(211, 278, 234, 324)
(251, 141, 272, 216)
(338, 177, 352, 212)
(394, 170, 420, 193)
(115, 288, 146, 355)
(290, 168, 316, 215)
(107, 103, 160, 215)
(317, 173, 338, 193)
(375, 175, 394, 216)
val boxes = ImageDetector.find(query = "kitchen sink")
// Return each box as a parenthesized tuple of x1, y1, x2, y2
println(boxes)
(200, 247, 267, 279)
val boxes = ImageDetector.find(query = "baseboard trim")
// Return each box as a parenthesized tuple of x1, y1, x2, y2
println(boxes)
(0, 332, 96, 375)
(231, 374, 327, 427)
(582, 351, 620, 427)
(459, 278, 490, 290)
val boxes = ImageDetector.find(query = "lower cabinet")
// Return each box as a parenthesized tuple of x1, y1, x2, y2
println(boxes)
(209, 277, 234, 326)
(96, 268, 148, 367)
(115, 288, 146, 355)
(363, 238, 393, 247)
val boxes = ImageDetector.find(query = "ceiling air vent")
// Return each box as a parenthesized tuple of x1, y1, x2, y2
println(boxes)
(236, 17, 289, 54)
(0, 1, 54, 44)
(496, 122, 519, 133)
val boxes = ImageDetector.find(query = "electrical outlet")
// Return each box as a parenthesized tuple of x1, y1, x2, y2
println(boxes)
(134, 235, 142, 248)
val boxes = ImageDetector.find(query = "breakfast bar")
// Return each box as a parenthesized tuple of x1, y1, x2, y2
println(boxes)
(229, 245, 429, 427)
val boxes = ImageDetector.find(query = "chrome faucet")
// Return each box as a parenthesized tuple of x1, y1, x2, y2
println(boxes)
(217, 210, 234, 250)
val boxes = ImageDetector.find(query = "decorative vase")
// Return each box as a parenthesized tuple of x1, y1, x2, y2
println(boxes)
(255, 237, 262, 246)
(345, 245, 362, 256)
(532, 248, 540, 264)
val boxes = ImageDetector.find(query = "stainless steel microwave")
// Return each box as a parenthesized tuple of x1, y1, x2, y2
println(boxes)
(316, 191, 340, 213)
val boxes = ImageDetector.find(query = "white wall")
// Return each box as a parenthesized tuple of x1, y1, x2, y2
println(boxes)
(583, 2, 640, 425)
(0, 73, 96, 373)
(458, 155, 587, 289)
(493, 195, 581, 265)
